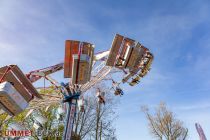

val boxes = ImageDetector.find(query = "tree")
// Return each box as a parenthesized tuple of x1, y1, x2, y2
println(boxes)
(0, 84, 118, 140)
(73, 85, 118, 140)
(0, 87, 63, 140)
(142, 103, 188, 140)
(0, 113, 9, 131)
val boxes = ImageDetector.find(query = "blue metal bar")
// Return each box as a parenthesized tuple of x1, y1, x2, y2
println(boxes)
(62, 91, 80, 140)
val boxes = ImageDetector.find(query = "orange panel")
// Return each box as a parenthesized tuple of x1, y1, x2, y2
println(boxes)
(114, 36, 135, 69)
(11, 65, 42, 99)
(71, 41, 79, 78)
(64, 40, 79, 78)
(64, 40, 94, 83)
(81, 43, 89, 55)
(106, 34, 124, 66)
(64, 40, 71, 78)
(119, 38, 135, 59)
(127, 45, 147, 73)
(123, 47, 134, 68)
(88, 45, 94, 81)
(0, 66, 8, 75)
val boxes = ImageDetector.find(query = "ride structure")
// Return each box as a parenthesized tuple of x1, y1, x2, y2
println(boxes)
(0, 34, 154, 140)
(195, 123, 207, 140)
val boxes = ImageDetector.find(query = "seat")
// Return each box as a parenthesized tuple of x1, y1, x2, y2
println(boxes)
(0, 65, 42, 101)
(0, 65, 42, 116)
(106, 34, 153, 85)
(97, 91, 105, 104)
(64, 40, 94, 85)
(106, 34, 135, 68)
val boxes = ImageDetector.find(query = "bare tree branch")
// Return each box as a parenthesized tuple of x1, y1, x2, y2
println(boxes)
(142, 103, 188, 140)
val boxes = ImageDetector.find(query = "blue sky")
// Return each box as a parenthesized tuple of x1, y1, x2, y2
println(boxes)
(0, 0, 210, 139)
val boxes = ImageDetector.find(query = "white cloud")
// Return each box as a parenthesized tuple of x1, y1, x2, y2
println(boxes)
(0, 42, 25, 65)
(174, 101, 210, 111)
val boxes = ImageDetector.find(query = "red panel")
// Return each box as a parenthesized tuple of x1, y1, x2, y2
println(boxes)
(64, 40, 71, 78)
(11, 65, 42, 99)
(64, 40, 94, 85)
(120, 38, 135, 59)
(106, 34, 124, 66)
(64, 40, 79, 78)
